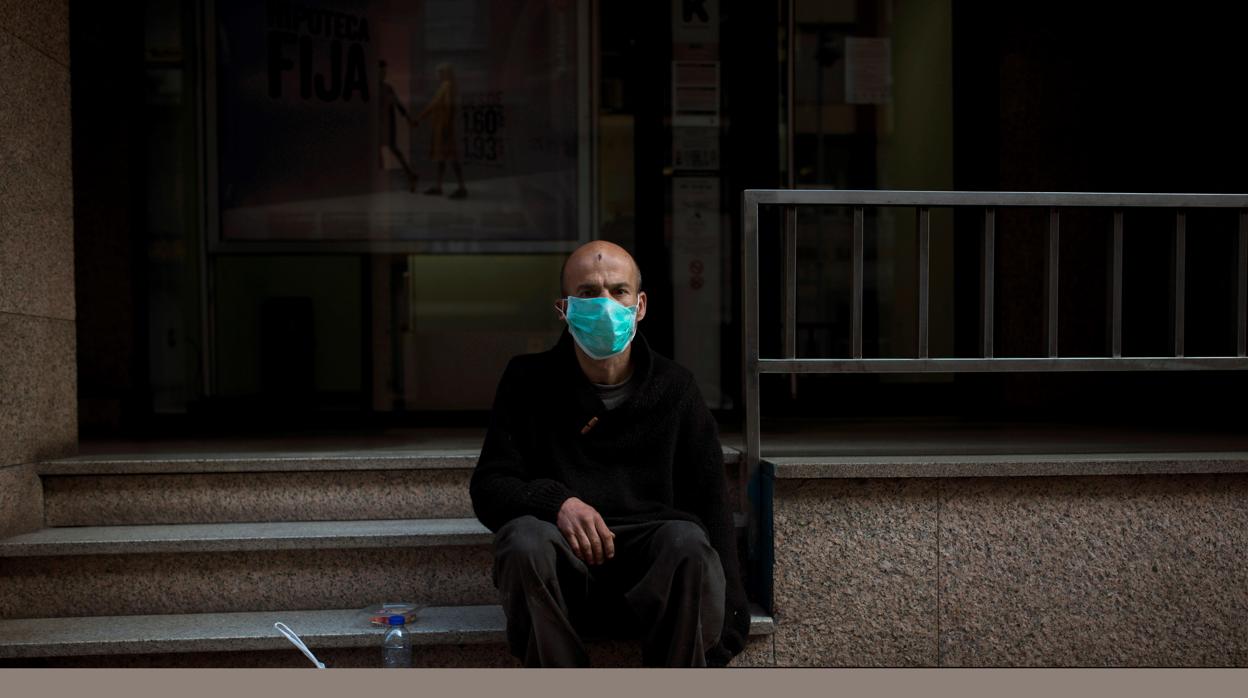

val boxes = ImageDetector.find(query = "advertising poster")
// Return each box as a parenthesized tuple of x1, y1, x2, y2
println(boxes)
(216, 0, 583, 246)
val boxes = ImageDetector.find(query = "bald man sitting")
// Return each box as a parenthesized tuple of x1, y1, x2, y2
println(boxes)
(469, 241, 749, 667)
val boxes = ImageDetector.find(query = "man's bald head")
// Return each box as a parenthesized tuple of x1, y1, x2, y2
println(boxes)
(555, 240, 649, 361)
(560, 241, 643, 297)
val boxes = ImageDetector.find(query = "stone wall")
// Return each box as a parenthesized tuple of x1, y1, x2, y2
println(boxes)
(0, 0, 75, 536)
(771, 473, 1248, 666)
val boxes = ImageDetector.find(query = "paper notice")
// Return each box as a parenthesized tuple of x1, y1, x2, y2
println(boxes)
(672, 61, 720, 127)
(845, 37, 891, 105)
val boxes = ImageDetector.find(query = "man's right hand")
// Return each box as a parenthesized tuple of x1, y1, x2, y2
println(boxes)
(556, 497, 615, 565)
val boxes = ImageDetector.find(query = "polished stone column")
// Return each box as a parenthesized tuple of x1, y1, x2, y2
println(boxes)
(0, 0, 75, 537)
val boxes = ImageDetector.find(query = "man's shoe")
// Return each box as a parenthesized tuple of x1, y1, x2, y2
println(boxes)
(449, 188, 468, 199)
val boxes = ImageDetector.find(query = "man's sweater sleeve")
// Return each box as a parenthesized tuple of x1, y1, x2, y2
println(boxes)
(673, 379, 751, 667)
(470, 358, 576, 532)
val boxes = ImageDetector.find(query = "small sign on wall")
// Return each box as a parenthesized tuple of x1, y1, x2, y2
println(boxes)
(672, 0, 718, 59)
(672, 61, 720, 127)
(844, 37, 891, 105)
(673, 126, 719, 171)
(671, 176, 722, 405)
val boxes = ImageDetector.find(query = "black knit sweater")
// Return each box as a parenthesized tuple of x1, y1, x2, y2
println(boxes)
(470, 329, 749, 665)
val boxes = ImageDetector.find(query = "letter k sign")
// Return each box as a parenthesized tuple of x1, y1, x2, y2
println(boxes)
(682, 0, 709, 23)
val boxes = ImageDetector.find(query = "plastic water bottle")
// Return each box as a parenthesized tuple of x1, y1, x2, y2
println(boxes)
(382, 614, 412, 668)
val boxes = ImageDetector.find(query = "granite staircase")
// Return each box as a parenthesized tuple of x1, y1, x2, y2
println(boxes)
(0, 441, 774, 667)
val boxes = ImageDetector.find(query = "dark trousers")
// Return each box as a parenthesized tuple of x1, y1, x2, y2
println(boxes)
(492, 515, 726, 667)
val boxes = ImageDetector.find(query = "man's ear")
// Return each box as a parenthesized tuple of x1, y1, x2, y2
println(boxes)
(636, 291, 647, 322)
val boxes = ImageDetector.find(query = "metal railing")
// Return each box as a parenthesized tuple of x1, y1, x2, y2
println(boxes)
(741, 189, 1248, 504)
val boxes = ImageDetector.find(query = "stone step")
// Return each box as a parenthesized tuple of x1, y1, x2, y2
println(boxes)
(763, 451, 1248, 479)
(38, 447, 742, 526)
(0, 519, 492, 556)
(0, 519, 497, 619)
(38, 449, 479, 527)
(36, 449, 482, 476)
(0, 606, 505, 659)
(0, 604, 775, 667)
(39, 445, 741, 476)
(41, 469, 475, 527)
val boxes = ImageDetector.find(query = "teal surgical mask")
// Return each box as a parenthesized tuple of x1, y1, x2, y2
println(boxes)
(561, 296, 638, 359)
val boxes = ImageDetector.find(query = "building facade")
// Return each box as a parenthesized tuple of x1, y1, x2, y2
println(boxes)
(2, 0, 1247, 667)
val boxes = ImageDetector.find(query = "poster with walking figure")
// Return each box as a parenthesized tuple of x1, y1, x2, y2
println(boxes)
(216, 0, 582, 246)
(378, 59, 419, 192)
(414, 63, 467, 199)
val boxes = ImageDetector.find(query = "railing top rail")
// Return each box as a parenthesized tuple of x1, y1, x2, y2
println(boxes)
(744, 189, 1248, 208)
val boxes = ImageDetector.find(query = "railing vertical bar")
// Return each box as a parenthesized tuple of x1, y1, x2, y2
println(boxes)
(784, 206, 798, 396)
(1047, 208, 1060, 358)
(853, 207, 864, 359)
(1238, 210, 1247, 357)
(1112, 210, 1124, 358)
(783, 206, 797, 360)
(741, 195, 760, 514)
(1173, 212, 1186, 357)
(918, 207, 931, 359)
(982, 208, 995, 358)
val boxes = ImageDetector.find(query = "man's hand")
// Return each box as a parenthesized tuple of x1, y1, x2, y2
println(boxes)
(556, 497, 615, 565)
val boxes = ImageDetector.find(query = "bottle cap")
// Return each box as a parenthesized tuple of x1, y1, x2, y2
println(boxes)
(388, 615, 406, 626)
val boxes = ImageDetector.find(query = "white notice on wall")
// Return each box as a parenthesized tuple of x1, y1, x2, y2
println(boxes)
(671, 176, 722, 407)
(845, 37, 891, 105)
(673, 127, 719, 171)
(672, 61, 720, 127)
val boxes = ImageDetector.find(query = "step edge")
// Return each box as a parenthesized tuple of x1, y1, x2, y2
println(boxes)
(39, 447, 741, 476)
(0, 519, 494, 557)
(763, 452, 1248, 479)
(0, 604, 774, 658)
(37, 453, 482, 476)
(0, 606, 506, 659)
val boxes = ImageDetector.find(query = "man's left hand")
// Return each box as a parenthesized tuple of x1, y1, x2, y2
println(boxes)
(556, 497, 616, 565)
